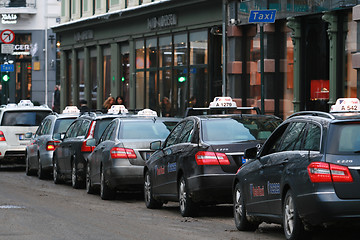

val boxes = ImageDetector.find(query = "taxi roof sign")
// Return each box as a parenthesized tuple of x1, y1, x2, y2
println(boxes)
(62, 106, 80, 114)
(330, 98, 360, 113)
(108, 105, 128, 114)
(209, 97, 237, 109)
(18, 100, 34, 107)
(137, 109, 158, 117)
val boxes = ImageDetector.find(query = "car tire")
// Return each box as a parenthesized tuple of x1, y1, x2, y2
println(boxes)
(178, 176, 198, 217)
(53, 157, 62, 184)
(233, 182, 259, 231)
(144, 170, 163, 209)
(25, 154, 34, 176)
(86, 163, 95, 194)
(71, 160, 83, 189)
(37, 156, 45, 180)
(100, 167, 115, 200)
(283, 190, 307, 240)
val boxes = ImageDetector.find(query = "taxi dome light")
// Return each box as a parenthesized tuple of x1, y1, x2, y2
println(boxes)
(137, 109, 158, 117)
(209, 97, 237, 109)
(330, 98, 360, 113)
(18, 100, 34, 107)
(62, 106, 80, 114)
(108, 105, 128, 114)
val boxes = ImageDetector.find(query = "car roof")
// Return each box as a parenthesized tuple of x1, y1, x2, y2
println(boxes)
(287, 111, 360, 124)
(188, 114, 282, 121)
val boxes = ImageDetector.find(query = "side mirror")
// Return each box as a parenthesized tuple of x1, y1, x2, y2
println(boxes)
(86, 138, 96, 147)
(150, 140, 162, 150)
(25, 132, 33, 138)
(244, 147, 258, 159)
(53, 132, 63, 141)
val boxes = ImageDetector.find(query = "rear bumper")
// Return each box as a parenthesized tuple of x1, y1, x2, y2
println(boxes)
(297, 191, 360, 226)
(187, 173, 235, 204)
(106, 165, 144, 190)
(0, 145, 27, 164)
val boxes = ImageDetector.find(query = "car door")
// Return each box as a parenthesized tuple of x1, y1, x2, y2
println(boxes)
(152, 121, 186, 197)
(166, 119, 196, 196)
(38, 119, 52, 161)
(262, 121, 308, 216)
(28, 120, 46, 167)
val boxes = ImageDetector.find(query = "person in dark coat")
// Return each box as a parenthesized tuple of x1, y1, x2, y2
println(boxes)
(53, 85, 60, 113)
(79, 99, 90, 114)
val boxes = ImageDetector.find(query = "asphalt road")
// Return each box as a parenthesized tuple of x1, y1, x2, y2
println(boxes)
(0, 167, 359, 240)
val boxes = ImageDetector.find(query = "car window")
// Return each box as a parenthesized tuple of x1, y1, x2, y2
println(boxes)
(101, 121, 116, 142)
(1, 110, 50, 126)
(178, 120, 194, 143)
(35, 120, 45, 137)
(303, 123, 321, 151)
(93, 118, 114, 141)
(119, 120, 177, 140)
(77, 120, 91, 137)
(327, 123, 360, 154)
(164, 121, 186, 148)
(66, 120, 82, 138)
(277, 122, 307, 152)
(53, 118, 76, 134)
(42, 119, 52, 135)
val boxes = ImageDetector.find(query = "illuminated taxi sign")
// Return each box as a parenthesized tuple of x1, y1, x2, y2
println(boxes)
(108, 105, 128, 114)
(209, 97, 237, 108)
(137, 109, 158, 117)
(18, 100, 34, 107)
(62, 106, 80, 114)
(330, 98, 360, 113)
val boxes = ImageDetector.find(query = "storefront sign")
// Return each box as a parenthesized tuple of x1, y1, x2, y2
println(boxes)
(2, 14, 17, 24)
(12, 44, 30, 55)
(1, 44, 13, 54)
(147, 14, 177, 30)
(74, 30, 94, 42)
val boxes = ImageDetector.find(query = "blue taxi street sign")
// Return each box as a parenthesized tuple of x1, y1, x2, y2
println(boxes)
(249, 10, 276, 23)
(1, 64, 14, 72)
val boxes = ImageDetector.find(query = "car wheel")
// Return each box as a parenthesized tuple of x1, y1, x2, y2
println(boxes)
(178, 176, 198, 217)
(53, 157, 62, 184)
(144, 170, 163, 209)
(100, 167, 115, 200)
(71, 161, 82, 189)
(86, 163, 95, 194)
(283, 190, 307, 240)
(37, 156, 45, 180)
(25, 154, 34, 176)
(233, 182, 259, 231)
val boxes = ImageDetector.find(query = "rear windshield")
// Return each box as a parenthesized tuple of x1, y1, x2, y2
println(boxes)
(1, 110, 51, 126)
(201, 117, 281, 143)
(119, 120, 178, 139)
(94, 118, 114, 141)
(53, 118, 76, 134)
(327, 123, 360, 155)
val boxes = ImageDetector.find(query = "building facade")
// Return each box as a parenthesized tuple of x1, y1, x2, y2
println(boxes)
(0, 0, 61, 106)
(53, 0, 360, 118)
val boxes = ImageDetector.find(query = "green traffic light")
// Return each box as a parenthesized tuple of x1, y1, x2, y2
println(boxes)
(2, 74, 9, 82)
(178, 76, 186, 83)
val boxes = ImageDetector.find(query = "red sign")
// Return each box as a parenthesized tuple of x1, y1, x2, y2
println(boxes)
(0, 29, 15, 44)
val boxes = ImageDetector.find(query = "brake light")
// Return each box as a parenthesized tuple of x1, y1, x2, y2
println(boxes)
(195, 151, 230, 165)
(81, 140, 95, 153)
(46, 141, 60, 151)
(0, 131, 5, 141)
(110, 147, 137, 159)
(307, 162, 353, 183)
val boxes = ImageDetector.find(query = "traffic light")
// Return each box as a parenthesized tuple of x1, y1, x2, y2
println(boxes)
(178, 76, 186, 83)
(2, 73, 9, 82)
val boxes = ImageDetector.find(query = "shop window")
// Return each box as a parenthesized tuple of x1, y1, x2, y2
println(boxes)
(136, 40, 145, 69)
(189, 67, 208, 108)
(174, 33, 187, 66)
(190, 30, 208, 65)
(159, 36, 172, 68)
(90, 49, 97, 109)
(77, 53, 84, 104)
(146, 38, 157, 69)
(146, 71, 157, 109)
(103, 46, 111, 100)
(136, 72, 145, 109)
(345, 12, 357, 98)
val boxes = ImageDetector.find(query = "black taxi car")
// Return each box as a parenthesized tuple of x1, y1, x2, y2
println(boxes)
(233, 98, 360, 240)
(144, 97, 282, 217)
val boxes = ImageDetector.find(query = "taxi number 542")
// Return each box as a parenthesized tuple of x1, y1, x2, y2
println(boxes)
(342, 105, 358, 111)
(216, 102, 232, 107)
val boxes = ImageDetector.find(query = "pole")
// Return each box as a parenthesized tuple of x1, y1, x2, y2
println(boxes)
(222, 0, 227, 97)
(44, 1, 48, 106)
(260, 23, 265, 114)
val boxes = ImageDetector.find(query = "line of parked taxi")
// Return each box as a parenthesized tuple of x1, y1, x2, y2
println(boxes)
(8, 97, 360, 240)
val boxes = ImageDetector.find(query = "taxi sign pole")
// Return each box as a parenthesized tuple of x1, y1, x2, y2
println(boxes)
(260, 23, 265, 114)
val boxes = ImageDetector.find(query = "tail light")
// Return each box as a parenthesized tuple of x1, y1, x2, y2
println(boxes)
(81, 140, 95, 153)
(46, 140, 60, 151)
(307, 162, 353, 183)
(110, 147, 137, 159)
(0, 131, 5, 141)
(195, 151, 230, 165)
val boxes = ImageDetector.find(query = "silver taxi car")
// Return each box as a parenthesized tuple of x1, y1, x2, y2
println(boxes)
(0, 100, 52, 165)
